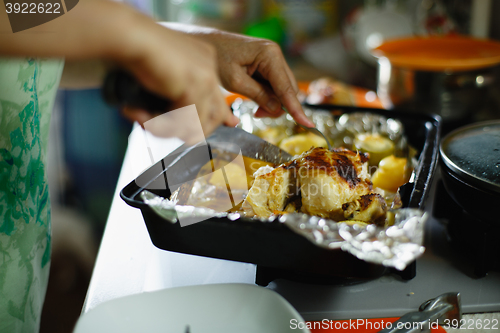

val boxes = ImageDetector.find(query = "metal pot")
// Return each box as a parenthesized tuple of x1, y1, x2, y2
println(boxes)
(373, 36, 500, 123)
(377, 57, 499, 122)
(439, 120, 500, 223)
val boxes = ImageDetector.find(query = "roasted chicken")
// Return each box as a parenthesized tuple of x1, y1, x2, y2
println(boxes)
(293, 147, 372, 220)
(243, 147, 388, 225)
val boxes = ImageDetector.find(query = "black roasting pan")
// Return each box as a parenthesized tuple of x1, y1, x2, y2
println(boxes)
(120, 106, 441, 283)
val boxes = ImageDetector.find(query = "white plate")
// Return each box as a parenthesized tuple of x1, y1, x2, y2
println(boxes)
(74, 283, 310, 333)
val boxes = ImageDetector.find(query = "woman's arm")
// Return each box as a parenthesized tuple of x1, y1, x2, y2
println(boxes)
(1, 0, 311, 134)
(0, 0, 138, 60)
(56, 19, 311, 127)
(0, 0, 238, 140)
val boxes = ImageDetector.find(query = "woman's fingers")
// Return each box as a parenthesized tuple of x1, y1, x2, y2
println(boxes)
(283, 62, 299, 94)
(184, 30, 311, 127)
(252, 48, 314, 127)
(264, 69, 313, 127)
(226, 66, 283, 115)
(195, 88, 237, 138)
(224, 111, 240, 127)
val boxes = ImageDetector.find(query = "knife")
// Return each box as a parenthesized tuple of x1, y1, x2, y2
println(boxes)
(102, 69, 172, 113)
(102, 69, 292, 166)
(207, 126, 292, 166)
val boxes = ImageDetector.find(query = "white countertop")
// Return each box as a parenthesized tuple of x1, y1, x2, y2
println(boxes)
(83, 124, 500, 329)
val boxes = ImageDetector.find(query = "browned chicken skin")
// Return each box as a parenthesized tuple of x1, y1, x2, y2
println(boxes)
(290, 147, 373, 220)
(243, 147, 388, 225)
(342, 193, 387, 226)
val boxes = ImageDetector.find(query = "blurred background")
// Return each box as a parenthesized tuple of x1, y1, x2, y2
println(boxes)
(41, 0, 500, 332)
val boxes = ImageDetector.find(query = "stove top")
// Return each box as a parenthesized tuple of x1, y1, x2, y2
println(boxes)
(255, 263, 416, 287)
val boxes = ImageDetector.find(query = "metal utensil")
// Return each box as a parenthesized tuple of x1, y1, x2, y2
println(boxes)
(377, 292, 461, 333)
(282, 107, 332, 150)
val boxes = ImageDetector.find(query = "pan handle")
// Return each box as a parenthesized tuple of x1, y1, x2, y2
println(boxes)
(102, 69, 172, 113)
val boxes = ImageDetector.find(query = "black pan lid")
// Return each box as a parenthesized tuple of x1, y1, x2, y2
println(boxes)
(440, 120, 500, 194)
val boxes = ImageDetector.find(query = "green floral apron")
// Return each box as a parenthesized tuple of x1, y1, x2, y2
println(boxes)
(0, 58, 63, 333)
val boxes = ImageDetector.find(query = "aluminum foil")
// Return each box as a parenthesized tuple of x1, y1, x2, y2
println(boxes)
(139, 103, 427, 270)
(279, 210, 426, 271)
(231, 100, 405, 151)
(141, 190, 426, 271)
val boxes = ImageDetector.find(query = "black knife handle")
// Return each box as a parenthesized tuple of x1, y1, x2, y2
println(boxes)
(102, 69, 172, 114)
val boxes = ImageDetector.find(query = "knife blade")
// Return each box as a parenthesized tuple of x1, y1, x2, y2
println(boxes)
(207, 126, 292, 166)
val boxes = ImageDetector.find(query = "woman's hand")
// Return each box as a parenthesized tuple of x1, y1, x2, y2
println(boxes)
(163, 23, 314, 128)
(208, 32, 314, 127)
(115, 13, 239, 142)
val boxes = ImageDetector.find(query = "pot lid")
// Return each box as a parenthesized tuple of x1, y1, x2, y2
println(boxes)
(372, 36, 500, 71)
(440, 120, 500, 194)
